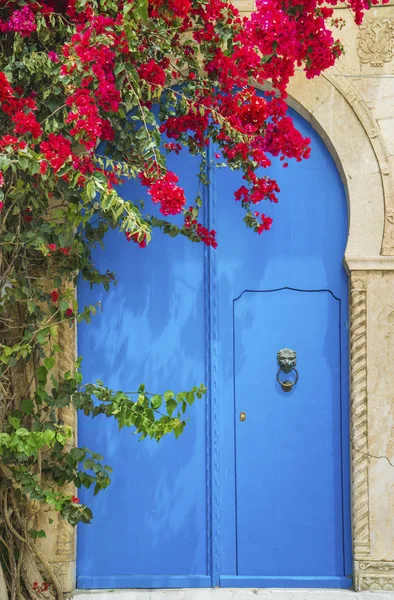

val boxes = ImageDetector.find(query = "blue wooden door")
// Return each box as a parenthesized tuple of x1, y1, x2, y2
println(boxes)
(77, 105, 352, 589)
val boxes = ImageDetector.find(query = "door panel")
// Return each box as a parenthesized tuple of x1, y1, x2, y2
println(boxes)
(234, 289, 343, 577)
(77, 150, 211, 589)
(215, 108, 351, 586)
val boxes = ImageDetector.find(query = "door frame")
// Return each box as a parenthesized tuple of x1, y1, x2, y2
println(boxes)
(48, 72, 392, 591)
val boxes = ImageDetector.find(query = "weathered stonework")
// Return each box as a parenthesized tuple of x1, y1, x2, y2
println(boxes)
(356, 561, 394, 591)
(39, 313, 77, 592)
(350, 274, 370, 559)
(51, 2, 394, 593)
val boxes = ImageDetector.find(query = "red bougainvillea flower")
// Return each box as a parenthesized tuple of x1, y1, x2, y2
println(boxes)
(22, 208, 33, 222)
(184, 209, 218, 248)
(65, 308, 74, 317)
(0, 201, 4, 213)
(71, 495, 80, 503)
(138, 59, 166, 88)
(47, 243, 57, 253)
(196, 223, 217, 248)
(32, 579, 50, 593)
(148, 171, 186, 216)
(51, 290, 60, 303)
(0, 171, 4, 187)
(48, 51, 59, 63)
(40, 134, 72, 172)
(126, 231, 147, 248)
(12, 110, 42, 138)
(0, 5, 37, 37)
(255, 212, 273, 234)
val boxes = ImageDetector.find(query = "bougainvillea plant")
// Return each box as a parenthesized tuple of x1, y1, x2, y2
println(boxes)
(0, 0, 384, 597)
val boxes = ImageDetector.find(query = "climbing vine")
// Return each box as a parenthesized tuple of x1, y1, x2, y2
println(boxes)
(0, 0, 384, 597)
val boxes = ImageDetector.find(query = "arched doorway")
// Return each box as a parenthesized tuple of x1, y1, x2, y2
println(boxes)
(77, 105, 352, 589)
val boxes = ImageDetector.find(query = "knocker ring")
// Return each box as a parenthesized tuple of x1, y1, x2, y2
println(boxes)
(276, 367, 299, 392)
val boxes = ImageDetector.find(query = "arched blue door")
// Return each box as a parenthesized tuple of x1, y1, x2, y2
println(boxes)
(77, 106, 352, 589)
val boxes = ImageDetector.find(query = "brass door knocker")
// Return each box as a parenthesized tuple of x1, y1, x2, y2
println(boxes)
(277, 348, 298, 392)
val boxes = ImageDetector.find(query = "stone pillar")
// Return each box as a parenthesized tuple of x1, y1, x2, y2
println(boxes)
(347, 261, 394, 590)
(37, 312, 77, 593)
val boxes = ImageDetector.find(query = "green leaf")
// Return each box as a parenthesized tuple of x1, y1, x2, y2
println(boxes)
(151, 395, 162, 409)
(44, 356, 55, 371)
(186, 391, 195, 405)
(19, 156, 29, 170)
(8, 416, 20, 430)
(70, 447, 86, 462)
(166, 398, 177, 417)
(43, 429, 56, 445)
(28, 529, 46, 539)
(83, 458, 95, 470)
(86, 181, 96, 200)
(135, 0, 149, 21)
(21, 399, 34, 416)
(36, 366, 48, 385)
(174, 422, 184, 439)
(27, 300, 36, 314)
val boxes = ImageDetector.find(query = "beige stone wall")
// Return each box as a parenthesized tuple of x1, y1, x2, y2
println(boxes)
(347, 267, 394, 590)
(43, 318, 77, 593)
(51, 2, 394, 592)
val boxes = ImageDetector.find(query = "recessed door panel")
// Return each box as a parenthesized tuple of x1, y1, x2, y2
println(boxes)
(234, 289, 343, 577)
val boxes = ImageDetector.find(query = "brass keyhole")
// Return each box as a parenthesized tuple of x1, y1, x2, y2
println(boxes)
(239, 412, 246, 422)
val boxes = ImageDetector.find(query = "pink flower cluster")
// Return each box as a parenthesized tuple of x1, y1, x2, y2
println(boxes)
(147, 172, 186, 216)
(0, 5, 36, 37)
(0, 73, 42, 140)
(184, 209, 218, 248)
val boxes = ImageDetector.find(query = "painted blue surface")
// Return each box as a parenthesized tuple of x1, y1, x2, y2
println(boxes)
(234, 289, 343, 577)
(220, 576, 353, 588)
(77, 103, 351, 589)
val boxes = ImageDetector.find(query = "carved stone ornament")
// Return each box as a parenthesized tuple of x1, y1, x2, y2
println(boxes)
(387, 208, 394, 225)
(382, 211, 394, 255)
(357, 19, 394, 67)
(350, 274, 370, 559)
(355, 561, 394, 591)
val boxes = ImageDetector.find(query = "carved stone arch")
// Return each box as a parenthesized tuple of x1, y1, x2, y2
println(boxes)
(285, 69, 388, 260)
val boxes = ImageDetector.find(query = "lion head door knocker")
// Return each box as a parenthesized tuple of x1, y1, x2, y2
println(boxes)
(276, 348, 298, 392)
